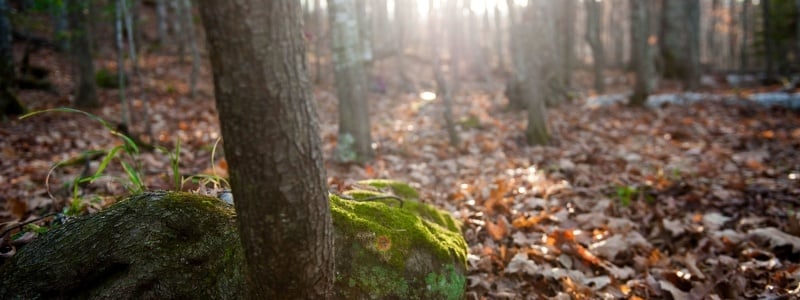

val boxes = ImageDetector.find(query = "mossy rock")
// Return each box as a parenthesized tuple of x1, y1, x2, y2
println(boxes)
(0, 183, 467, 299)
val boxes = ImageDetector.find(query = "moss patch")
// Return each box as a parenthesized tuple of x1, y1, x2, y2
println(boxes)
(331, 182, 467, 299)
(357, 179, 421, 199)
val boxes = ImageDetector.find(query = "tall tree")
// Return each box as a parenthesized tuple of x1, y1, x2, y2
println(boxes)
(584, 0, 605, 93)
(761, 0, 776, 78)
(630, 0, 656, 106)
(557, 0, 576, 88)
(0, 0, 24, 116)
(659, 0, 701, 89)
(197, 1, 334, 298)
(329, 0, 372, 162)
(520, 0, 555, 145)
(66, 0, 99, 108)
(684, 0, 701, 90)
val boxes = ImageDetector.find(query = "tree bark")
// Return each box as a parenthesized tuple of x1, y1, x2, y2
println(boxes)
(521, 0, 553, 145)
(329, 0, 373, 163)
(558, 0, 576, 87)
(156, 0, 168, 45)
(0, 0, 24, 116)
(67, 0, 99, 108)
(741, 0, 750, 73)
(584, 0, 605, 93)
(684, 0, 701, 90)
(197, 1, 334, 298)
(630, 0, 656, 106)
(762, 0, 775, 78)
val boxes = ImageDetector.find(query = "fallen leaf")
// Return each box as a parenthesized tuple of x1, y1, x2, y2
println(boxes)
(748, 227, 800, 253)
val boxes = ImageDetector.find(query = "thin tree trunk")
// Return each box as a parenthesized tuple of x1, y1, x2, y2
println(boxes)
(762, 0, 775, 78)
(0, 0, 24, 116)
(314, 0, 324, 83)
(585, 0, 605, 93)
(729, 0, 738, 70)
(171, 0, 185, 61)
(521, 1, 552, 146)
(611, 0, 626, 68)
(741, 0, 750, 72)
(796, 0, 800, 67)
(67, 0, 99, 108)
(559, 0, 576, 87)
(197, 1, 334, 298)
(51, 1, 68, 50)
(329, 0, 372, 163)
(181, 0, 200, 99)
(685, 0, 701, 90)
(156, 0, 168, 45)
(494, 3, 505, 72)
(630, 0, 655, 106)
(115, 0, 130, 128)
(708, 0, 720, 67)
(431, 7, 459, 147)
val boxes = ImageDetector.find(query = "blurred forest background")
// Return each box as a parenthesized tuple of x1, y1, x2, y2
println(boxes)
(1, 0, 799, 298)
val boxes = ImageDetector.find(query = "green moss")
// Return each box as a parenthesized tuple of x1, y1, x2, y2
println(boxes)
(357, 179, 420, 199)
(425, 265, 467, 300)
(331, 181, 466, 298)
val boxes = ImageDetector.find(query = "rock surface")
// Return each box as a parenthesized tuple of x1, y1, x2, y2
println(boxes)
(0, 180, 467, 299)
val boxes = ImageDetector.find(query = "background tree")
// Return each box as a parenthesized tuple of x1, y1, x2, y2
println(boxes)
(630, 0, 656, 106)
(197, 1, 334, 298)
(329, 0, 373, 163)
(584, 0, 605, 93)
(0, 0, 24, 116)
(659, 0, 701, 90)
(66, 0, 98, 108)
(520, 0, 556, 145)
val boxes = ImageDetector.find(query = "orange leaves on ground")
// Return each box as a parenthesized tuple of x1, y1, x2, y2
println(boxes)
(483, 178, 513, 215)
(512, 212, 548, 230)
(486, 216, 510, 241)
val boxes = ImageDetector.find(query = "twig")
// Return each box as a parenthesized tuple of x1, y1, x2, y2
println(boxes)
(331, 191, 404, 208)
(0, 212, 59, 240)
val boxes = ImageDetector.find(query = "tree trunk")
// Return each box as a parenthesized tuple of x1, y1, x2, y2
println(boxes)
(494, 3, 505, 72)
(630, 0, 656, 106)
(156, 0, 168, 45)
(505, 0, 526, 110)
(762, 0, 775, 78)
(741, 0, 750, 73)
(684, 0, 701, 90)
(197, 1, 334, 298)
(611, 0, 626, 69)
(50, 1, 69, 50)
(660, 0, 689, 80)
(431, 3, 459, 147)
(329, 0, 373, 163)
(180, 0, 199, 99)
(708, 0, 720, 67)
(521, 1, 553, 145)
(67, 0, 99, 108)
(0, 0, 24, 116)
(558, 0, 576, 87)
(584, 0, 605, 93)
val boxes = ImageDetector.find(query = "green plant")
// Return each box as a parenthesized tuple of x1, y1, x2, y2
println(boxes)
(183, 137, 230, 192)
(95, 68, 126, 89)
(156, 138, 182, 191)
(21, 108, 145, 215)
(615, 185, 637, 207)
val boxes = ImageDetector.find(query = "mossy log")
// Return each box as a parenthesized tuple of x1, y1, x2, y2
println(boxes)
(0, 180, 467, 299)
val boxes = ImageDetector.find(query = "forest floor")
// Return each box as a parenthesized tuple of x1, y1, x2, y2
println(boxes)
(2, 43, 800, 299)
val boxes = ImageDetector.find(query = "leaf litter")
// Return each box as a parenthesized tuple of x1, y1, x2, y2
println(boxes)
(0, 50, 799, 298)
